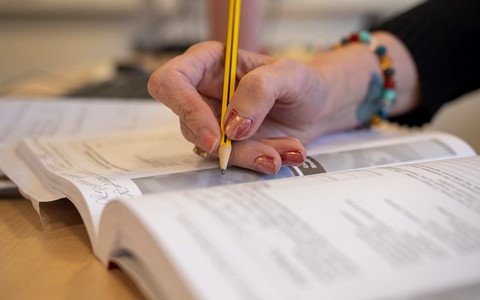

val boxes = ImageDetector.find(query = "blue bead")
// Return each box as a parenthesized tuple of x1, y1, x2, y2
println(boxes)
(375, 46, 387, 56)
(378, 110, 388, 119)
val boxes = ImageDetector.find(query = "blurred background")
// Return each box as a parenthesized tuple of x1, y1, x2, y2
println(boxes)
(0, 0, 422, 89)
(0, 0, 478, 150)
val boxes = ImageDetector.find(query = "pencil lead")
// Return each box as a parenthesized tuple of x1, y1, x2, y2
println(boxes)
(221, 169, 226, 175)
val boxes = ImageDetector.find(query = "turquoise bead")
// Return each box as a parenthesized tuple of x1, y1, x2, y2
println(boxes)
(359, 30, 371, 43)
(383, 89, 396, 101)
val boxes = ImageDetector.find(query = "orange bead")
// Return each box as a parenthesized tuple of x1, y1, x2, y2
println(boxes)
(380, 56, 392, 69)
(370, 115, 382, 125)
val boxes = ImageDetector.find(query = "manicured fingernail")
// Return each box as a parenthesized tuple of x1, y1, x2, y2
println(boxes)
(224, 109, 253, 140)
(280, 150, 305, 166)
(253, 155, 278, 174)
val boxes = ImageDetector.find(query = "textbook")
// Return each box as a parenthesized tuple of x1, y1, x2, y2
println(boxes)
(98, 156, 480, 300)
(2, 120, 480, 299)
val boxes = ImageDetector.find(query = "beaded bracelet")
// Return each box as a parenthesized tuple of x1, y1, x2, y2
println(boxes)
(333, 30, 396, 125)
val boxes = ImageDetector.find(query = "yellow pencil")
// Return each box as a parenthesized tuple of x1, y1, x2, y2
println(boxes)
(219, 0, 241, 175)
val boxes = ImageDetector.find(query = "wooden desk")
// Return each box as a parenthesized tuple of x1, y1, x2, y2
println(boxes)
(0, 196, 145, 299)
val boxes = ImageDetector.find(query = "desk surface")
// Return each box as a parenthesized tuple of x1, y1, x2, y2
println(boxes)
(0, 196, 145, 299)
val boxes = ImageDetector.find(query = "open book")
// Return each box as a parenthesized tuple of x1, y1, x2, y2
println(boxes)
(0, 97, 176, 204)
(98, 156, 480, 300)
(1, 98, 479, 299)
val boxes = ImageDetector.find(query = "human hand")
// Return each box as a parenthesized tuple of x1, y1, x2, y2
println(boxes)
(148, 41, 323, 174)
(148, 35, 418, 174)
(147, 41, 350, 174)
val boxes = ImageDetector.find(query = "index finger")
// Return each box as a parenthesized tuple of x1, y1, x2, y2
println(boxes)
(148, 41, 225, 154)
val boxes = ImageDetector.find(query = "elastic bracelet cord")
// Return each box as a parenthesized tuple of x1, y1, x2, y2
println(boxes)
(333, 30, 396, 125)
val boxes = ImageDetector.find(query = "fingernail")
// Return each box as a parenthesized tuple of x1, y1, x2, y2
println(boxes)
(253, 155, 278, 174)
(280, 150, 305, 166)
(199, 128, 219, 155)
(225, 109, 253, 140)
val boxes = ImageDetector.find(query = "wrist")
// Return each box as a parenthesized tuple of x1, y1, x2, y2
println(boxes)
(309, 31, 419, 132)
(372, 31, 420, 116)
(308, 42, 381, 132)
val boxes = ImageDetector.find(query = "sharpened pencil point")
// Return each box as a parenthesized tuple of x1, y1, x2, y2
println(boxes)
(219, 144, 232, 176)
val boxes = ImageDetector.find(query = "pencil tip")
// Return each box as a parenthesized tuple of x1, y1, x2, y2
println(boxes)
(221, 169, 226, 175)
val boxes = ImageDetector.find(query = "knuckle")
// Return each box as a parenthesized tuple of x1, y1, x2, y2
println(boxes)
(241, 71, 274, 98)
(147, 68, 171, 101)
(147, 72, 160, 99)
(272, 56, 294, 67)
(177, 102, 197, 125)
(273, 57, 309, 80)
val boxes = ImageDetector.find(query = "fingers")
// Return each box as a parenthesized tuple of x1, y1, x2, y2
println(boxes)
(148, 41, 311, 175)
(148, 42, 225, 154)
(194, 136, 305, 174)
(228, 137, 306, 174)
(148, 41, 275, 154)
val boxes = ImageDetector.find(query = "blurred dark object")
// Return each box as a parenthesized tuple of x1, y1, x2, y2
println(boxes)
(0, 178, 21, 198)
(66, 62, 152, 99)
(66, 40, 196, 100)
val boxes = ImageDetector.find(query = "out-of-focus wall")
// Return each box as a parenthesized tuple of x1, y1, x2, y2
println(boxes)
(0, 0, 421, 86)
(0, 0, 181, 87)
(0, 0, 177, 16)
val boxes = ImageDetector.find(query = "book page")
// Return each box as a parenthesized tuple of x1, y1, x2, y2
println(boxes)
(133, 131, 475, 194)
(110, 156, 480, 300)
(0, 97, 176, 208)
(16, 129, 470, 204)
(12, 128, 476, 240)
(0, 97, 174, 145)
(305, 130, 475, 172)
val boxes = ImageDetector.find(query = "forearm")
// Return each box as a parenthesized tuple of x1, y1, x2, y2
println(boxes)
(208, 0, 262, 52)
(375, 0, 480, 125)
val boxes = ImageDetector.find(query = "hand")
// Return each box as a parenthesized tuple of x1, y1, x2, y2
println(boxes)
(148, 41, 353, 174)
(148, 35, 418, 174)
(148, 41, 325, 174)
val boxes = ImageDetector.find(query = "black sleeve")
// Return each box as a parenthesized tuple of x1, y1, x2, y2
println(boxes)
(373, 0, 480, 126)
